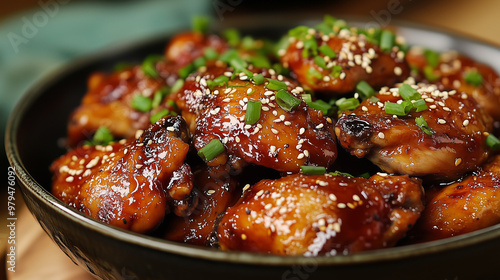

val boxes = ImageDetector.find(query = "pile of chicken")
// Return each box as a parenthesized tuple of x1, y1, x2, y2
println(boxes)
(50, 16, 500, 256)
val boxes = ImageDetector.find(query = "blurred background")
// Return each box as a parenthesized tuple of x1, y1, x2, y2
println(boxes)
(1, 0, 499, 279)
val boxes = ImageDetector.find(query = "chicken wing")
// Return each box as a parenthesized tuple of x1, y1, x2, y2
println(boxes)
(279, 17, 410, 94)
(407, 47, 500, 122)
(51, 116, 192, 233)
(217, 173, 423, 256)
(407, 154, 500, 243)
(174, 63, 337, 173)
(67, 63, 179, 147)
(335, 80, 493, 180)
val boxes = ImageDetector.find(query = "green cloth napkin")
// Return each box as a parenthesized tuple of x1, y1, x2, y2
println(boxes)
(1, 0, 210, 168)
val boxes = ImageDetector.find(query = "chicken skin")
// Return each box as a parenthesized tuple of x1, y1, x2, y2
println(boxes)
(51, 116, 192, 233)
(408, 154, 500, 242)
(335, 80, 493, 180)
(67, 64, 178, 147)
(174, 64, 337, 173)
(217, 173, 424, 256)
(280, 17, 410, 94)
(406, 47, 500, 121)
(162, 164, 240, 246)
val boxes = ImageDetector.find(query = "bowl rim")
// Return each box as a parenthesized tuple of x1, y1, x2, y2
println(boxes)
(6, 17, 500, 267)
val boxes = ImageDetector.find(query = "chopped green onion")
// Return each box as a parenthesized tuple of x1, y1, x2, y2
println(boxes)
(423, 65, 440, 82)
(150, 109, 170, 124)
(204, 47, 219, 60)
(302, 38, 318, 58)
(331, 65, 343, 78)
(266, 79, 287, 91)
(384, 100, 413, 116)
(380, 30, 395, 53)
(356, 81, 376, 100)
(275, 89, 301, 111)
(359, 172, 370, 179)
(272, 63, 291, 76)
(207, 75, 229, 88)
(141, 55, 163, 78)
(198, 139, 225, 162)
(329, 170, 354, 177)
(399, 83, 421, 101)
(307, 67, 323, 84)
(318, 44, 337, 58)
(415, 116, 433, 135)
(241, 36, 256, 50)
(486, 134, 500, 151)
(229, 57, 248, 71)
(288, 26, 309, 40)
(151, 89, 167, 108)
(178, 63, 195, 79)
(223, 28, 240, 47)
(314, 56, 328, 69)
(336, 97, 360, 111)
(309, 99, 334, 116)
(167, 100, 179, 111)
(413, 99, 428, 112)
(192, 16, 210, 34)
(301, 166, 326, 175)
(171, 79, 184, 93)
(218, 49, 239, 63)
(424, 49, 440, 68)
(369, 96, 380, 103)
(240, 68, 254, 79)
(193, 57, 207, 69)
(245, 100, 261, 124)
(131, 95, 152, 112)
(252, 73, 265, 85)
(464, 70, 483, 87)
(92, 127, 113, 145)
(248, 55, 271, 68)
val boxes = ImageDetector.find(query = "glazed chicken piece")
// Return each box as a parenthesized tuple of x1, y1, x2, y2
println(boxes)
(335, 80, 493, 180)
(162, 164, 240, 246)
(174, 63, 338, 173)
(407, 47, 500, 121)
(67, 63, 178, 147)
(165, 31, 229, 68)
(408, 154, 500, 243)
(279, 18, 410, 94)
(217, 173, 424, 256)
(51, 116, 192, 233)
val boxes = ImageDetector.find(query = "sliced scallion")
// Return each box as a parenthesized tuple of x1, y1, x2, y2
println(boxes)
(275, 89, 301, 111)
(464, 70, 483, 87)
(423, 65, 440, 82)
(301, 166, 326, 175)
(178, 63, 195, 79)
(204, 47, 219, 60)
(192, 16, 210, 34)
(92, 127, 113, 145)
(336, 97, 360, 111)
(384, 100, 413, 116)
(207, 75, 229, 88)
(245, 100, 261, 124)
(486, 134, 500, 151)
(252, 73, 265, 85)
(314, 56, 328, 69)
(356, 81, 376, 100)
(415, 116, 433, 135)
(399, 83, 421, 101)
(141, 55, 163, 78)
(266, 79, 287, 91)
(318, 44, 337, 58)
(131, 95, 152, 112)
(223, 28, 240, 47)
(424, 49, 440, 68)
(413, 99, 428, 112)
(171, 79, 184, 93)
(150, 109, 170, 124)
(380, 30, 395, 53)
(198, 139, 225, 162)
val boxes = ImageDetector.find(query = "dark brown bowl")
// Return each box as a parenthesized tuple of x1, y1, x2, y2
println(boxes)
(6, 18, 500, 280)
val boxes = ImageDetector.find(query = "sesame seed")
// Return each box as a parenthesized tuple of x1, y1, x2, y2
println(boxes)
(347, 202, 356, 209)
(429, 104, 437, 109)
(455, 158, 462, 166)
(135, 130, 144, 139)
(303, 150, 310, 157)
(86, 157, 100, 169)
(296, 144, 302, 150)
(317, 180, 328, 186)
(352, 194, 360, 201)
(65, 176, 74, 183)
(241, 234, 247, 240)
(200, 78, 207, 87)
(222, 97, 231, 103)
(438, 119, 447, 124)
(394, 66, 402, 76)
(337, 203, 346, 209)
(244, 124, 252, 130)
(443, 107, 451, 112)
(332, 223, 341, 232)
(463, 119, 470, 126)
(135, 164, 143, 169)
(361, 106, 368, 112)
(425, 98, 435, 103)
(264, 203, 272, 210)
(235, 136, 241, 143)
(339, 72, 346, 80)
(272, 110, 278, 116)
(279, 207, 287, 214)
(271, 128, 279, 134)
(243, 184, 251, 192)
(297, 153, 305, 159)
(299, 128, 306, 135)
(147, 140, 153, 145)
(262, 106, 269, 111)
(256, 190, 264, 196)
(329, 194, 337, 201)
(270, 145, 276, 154)
(378, 132, 385, 139)
(123, 148, 128, 155)
(318, 219, 326, 227)
(378, 172, 388, 177)
(316, 123, 324, 129)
